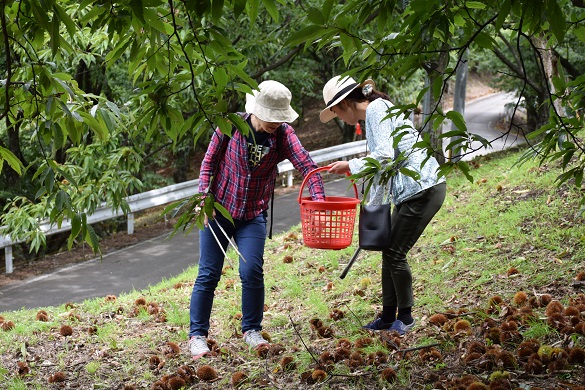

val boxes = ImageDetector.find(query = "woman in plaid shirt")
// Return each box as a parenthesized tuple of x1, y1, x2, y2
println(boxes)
(188, 80, 325, 359)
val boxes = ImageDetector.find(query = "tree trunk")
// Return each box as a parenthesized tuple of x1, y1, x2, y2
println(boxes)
(449, 49, 468, 163)
(422, 44, 450, 165)
(533, 35, 564, 117)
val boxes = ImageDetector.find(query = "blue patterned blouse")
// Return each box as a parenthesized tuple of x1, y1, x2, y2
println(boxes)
(348, 98, 445, 205)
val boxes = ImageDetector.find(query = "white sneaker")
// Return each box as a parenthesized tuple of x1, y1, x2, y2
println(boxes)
(188, 335, 210, 359)
(243, 330, 269, 349)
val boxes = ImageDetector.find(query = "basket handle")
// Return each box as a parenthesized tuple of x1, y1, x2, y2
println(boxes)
(297, 166, 358, 204)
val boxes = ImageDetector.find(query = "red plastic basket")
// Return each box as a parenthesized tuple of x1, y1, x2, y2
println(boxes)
(297, 167, 361, 250)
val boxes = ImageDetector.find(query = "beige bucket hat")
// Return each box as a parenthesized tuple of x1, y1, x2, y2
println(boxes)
(319, 75, 375, 123)
(245, 80, 299, 123)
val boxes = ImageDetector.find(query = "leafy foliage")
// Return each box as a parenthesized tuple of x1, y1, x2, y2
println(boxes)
(2, 0, 585, 254)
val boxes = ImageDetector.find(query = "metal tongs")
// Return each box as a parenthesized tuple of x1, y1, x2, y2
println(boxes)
(207, 219, 248, 263)
(201, 185, 247, 263)
(339, 247, 361, 279)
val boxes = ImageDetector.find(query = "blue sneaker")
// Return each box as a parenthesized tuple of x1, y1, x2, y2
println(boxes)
(389, 319, 416, 336)
(362, 318, 393, 331)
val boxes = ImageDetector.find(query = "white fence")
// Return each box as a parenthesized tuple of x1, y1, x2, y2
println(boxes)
(1, 140, 367, 274)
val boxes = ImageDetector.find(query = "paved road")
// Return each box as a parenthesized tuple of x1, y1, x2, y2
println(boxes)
(453, 92, 525, 160)
(0, 179, 357, 312)
(0, 92, 522, 312)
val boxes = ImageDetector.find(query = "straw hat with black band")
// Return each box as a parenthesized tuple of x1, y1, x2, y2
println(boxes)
(319, 76, 375, 123)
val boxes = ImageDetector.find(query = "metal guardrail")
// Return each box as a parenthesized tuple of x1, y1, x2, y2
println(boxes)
(278, 139, 366, 185)
(1, 140, 367, 274)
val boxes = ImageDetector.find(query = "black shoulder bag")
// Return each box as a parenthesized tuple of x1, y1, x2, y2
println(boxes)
(358, 146, 400, 251)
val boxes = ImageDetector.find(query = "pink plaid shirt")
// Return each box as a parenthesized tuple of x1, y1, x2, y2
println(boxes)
(198, 113, 325, 220)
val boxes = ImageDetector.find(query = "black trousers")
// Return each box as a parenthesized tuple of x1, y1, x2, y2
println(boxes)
(381, 182, 446, 308)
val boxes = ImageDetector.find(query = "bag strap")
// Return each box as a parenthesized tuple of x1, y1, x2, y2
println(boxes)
(268, 126, 282, 239)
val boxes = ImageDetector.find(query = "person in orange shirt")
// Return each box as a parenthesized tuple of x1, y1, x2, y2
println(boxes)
(353, 122, 362, 141)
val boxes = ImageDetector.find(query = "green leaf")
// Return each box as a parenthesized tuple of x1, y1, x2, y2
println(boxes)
(261, 0, 279, 22)
(247, 0, 259, 23)
(474, 31, 494, 50)
(214, 201, 233, 224)
(53, 77, 75, 100)
(547, 0, 566, 43)
(84, 224, 101, 254)
(440, 129, 467, 139)
(44, 166, 55, 194)
(399, 167, 420, 181)
(551, 76, 565, 95)
(575, 168, 583, 187)
(78, 111, 108, 140)
(0, 147, 23, 175)
(573, 25, 585, 43)
(465, 1, 486, 9)
(322, 0, 334, 20)
(216, 117, 233, 136)
(54, 189, 67, 212)
(50, 16, 61, 57)
(446, 111, 467, 132)
(432, 76, 443, 102)
(211, 0, 224, 22)
(455, 160, 474, 182)
(64, 117, 82, 144)
(340, 33, 355, 52)
(285, 25, 325, 46)
(495, 0, 511, 31)
(53, 4, 77, 37)
(68, 213, 82, 249)
(212, 66, 228, 94)
(105, 35, 132, 65)
(144, 8, 174, 35)
(453, 13, 465, 27)
(30, 1, 50, 30)
(130, 0, 146, 24)
(306, 7, 324, 25)
(227, 113, 250, 135)
(234, 0, 246, 17)
(57, 167, 78, 188)
(225, 62, 257, 86)
(167, 107, 185, 133)
(52, 122, 66, 150)
(79, 4, 107, 24)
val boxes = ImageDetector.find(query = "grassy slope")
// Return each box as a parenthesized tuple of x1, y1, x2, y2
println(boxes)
(0, 146, 584, 390)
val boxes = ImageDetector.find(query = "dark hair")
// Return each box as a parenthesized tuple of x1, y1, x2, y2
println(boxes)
(344, 86, 391, 103)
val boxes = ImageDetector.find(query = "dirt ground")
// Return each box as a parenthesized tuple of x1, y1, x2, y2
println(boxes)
(0, 73, 496, 287)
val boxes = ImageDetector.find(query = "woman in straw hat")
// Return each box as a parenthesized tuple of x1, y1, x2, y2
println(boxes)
(321, 75, 446, 336)
(188, 80, 325, 359)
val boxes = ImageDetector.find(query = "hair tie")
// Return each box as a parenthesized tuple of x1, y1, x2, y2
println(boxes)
(362, 84, 373, 97)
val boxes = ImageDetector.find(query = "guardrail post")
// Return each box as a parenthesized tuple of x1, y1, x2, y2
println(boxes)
(127, 212, 135, 235)
(5, 246, 13, 274)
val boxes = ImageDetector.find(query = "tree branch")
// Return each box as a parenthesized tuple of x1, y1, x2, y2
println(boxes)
(251, 46, 302, 80)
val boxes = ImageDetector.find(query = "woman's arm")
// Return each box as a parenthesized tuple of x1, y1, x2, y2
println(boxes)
(281, 125, 325, 200)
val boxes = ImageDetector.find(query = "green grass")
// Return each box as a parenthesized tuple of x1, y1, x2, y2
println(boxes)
(1, 145, 584, 389)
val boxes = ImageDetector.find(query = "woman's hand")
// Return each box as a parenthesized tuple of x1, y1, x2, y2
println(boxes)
(327, 161, 350, 175)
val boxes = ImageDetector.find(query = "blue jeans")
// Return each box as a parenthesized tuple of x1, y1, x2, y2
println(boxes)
(189, 212, 267, 338)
